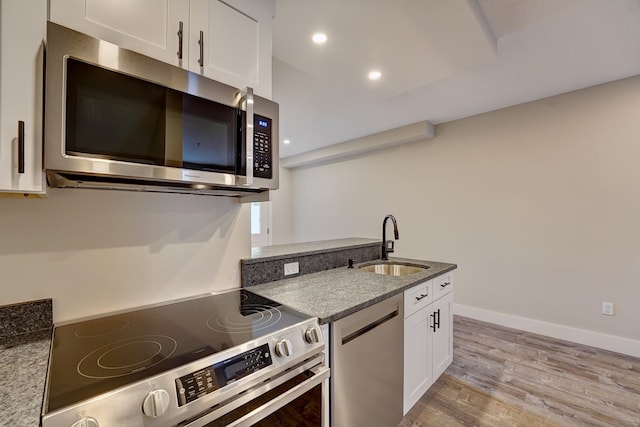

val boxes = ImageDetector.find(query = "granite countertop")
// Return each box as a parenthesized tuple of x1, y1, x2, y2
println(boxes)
(248, 238, 380, 264)
(0, 330, 52, 426)
(249, 257, 457, 323)
(0, 299, 53, 427)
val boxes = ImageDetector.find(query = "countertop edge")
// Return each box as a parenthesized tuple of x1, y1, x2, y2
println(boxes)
(243, 239, 380, 265)
(316, 263, 457, 324)
(249, 258, 457, 325)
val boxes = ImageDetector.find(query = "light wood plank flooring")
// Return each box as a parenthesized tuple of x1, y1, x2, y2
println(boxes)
(400, 316, 640, 427)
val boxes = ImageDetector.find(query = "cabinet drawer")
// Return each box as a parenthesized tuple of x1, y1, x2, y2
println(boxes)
(404, 280, 433, 318)
(433, 272, 453, 300)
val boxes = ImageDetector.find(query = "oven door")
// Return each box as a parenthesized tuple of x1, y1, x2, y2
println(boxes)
(179, 357, 330, 427)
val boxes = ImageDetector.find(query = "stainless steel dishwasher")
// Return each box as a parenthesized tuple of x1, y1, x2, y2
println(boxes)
(331, 294, 403, 427)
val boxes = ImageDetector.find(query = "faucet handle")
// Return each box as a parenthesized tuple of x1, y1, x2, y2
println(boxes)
(385, 240, 395, 254)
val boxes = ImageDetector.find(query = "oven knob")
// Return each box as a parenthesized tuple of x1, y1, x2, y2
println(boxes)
(70, 418, 99, 427)
(274, 339, 292, 357)
(304, 326, 321, 344)
(142, 389, 170, 418)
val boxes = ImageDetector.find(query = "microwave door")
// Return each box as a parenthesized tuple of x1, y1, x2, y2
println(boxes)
(65, 57, 166, 165)
(178, 91, 238, 176)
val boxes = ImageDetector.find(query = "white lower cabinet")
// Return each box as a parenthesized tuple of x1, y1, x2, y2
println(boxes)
(403, 272, 454, 415)
(432, 291, 453, 380)
(403, 301, 433, 414)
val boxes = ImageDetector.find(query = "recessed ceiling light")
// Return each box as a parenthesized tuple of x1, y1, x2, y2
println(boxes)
(368, 70, 382, 80)
(283, 139, 291, 145)
(312, 33, 327, 45)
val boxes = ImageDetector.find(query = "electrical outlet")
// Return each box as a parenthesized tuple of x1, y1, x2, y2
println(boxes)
(602, 301, 614, 316)
(284, 262, 299, 276)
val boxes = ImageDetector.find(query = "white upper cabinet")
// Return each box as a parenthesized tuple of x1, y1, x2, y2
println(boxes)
(49, 0, 190, 68)
(49, 0, 274, 98)
(190, 0, 273, 98)
(0, 0, 46, 195)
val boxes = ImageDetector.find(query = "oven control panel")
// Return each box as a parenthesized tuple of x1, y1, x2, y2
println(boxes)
(253, 115, 272, 179)
(176, 344, 272, 406)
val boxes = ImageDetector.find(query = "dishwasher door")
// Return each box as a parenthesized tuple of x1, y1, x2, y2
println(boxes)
(331, 294, 403, 427)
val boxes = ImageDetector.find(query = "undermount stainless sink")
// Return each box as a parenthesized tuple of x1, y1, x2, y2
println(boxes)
(358, 262, 428, 276)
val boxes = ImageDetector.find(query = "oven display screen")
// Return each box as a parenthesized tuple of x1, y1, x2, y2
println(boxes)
(176, 344, 272, 406)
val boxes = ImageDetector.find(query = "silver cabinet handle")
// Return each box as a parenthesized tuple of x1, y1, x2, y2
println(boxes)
(415, 293, 429, 301)
(176, 21, 183, 60)
(18, 121, 25, 173)
(197, 30, 204, 67)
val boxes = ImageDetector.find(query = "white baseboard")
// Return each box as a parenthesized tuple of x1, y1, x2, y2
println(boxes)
(454, 303, 640, 359)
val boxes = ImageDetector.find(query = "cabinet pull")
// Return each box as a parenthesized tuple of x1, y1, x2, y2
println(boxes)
(440, 281, 451, 288)
(18, 120, 25, 173)
(197, 30, 204, 67)
(177, 21, 184, 60)
(431, 309, 441, 332)
(415, 293, 429, 302)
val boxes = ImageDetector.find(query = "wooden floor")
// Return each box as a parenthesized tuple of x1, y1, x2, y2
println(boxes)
(400, 316, 640, 427)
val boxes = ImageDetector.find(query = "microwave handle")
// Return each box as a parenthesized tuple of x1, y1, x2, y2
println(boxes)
(235, 87, 254, 186)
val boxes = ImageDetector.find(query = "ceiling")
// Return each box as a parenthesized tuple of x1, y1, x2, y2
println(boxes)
(272, 0, 640, 158)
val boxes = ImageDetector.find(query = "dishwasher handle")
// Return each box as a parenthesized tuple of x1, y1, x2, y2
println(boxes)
(341, 309, 399, 345)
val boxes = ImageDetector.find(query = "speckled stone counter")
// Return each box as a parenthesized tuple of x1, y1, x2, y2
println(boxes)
(0, 299, 53, 427)
(248, 238, 380, 262)
(249, 257, 457, 324)
(242, 238, 381, 287)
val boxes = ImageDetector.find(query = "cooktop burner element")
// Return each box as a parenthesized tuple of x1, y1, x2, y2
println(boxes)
(73, 318, 130, 338)
(77, 335, 178, 379)
(207, 301, 283, 334)
(44, 290, 313, 416)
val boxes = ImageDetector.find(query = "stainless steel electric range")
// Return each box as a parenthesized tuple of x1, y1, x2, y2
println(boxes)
(42, 289, 329, 427)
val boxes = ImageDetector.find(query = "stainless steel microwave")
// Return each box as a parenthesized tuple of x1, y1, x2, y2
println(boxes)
(44, 22, 278, 198)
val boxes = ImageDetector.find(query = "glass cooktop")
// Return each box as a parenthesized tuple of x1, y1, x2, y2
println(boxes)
(46, 290, 309, 412)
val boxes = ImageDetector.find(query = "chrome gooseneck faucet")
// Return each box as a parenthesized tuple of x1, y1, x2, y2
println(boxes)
(381, 214, 399, 260)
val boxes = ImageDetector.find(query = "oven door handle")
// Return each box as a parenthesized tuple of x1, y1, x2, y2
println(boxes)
(225, 365, 330, 427)
(181, 364, 330, 427)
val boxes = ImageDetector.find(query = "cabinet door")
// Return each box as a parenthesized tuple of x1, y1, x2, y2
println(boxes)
(403, 307, 432, 415)
(49, 0, 189, 68)
(0, 0, 45, 194)
(432, 292, 453, 380)
(189, 0, 274, 98)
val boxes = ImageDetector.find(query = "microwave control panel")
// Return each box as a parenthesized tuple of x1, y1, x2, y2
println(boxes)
(253, 115, 272, 179)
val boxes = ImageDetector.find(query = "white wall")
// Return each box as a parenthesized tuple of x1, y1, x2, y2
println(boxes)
(270, 166, 294, 245)
(278, 75, 640, 348)
(0, 189, 250, 323)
